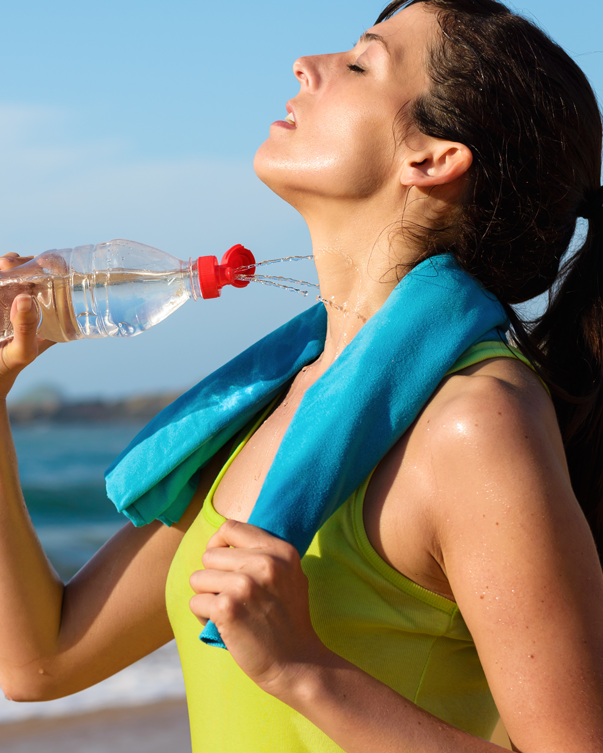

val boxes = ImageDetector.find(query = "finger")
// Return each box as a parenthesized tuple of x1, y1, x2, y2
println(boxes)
(188, 593, 215, 625)
(190, 566, 253, 596)
(0, 254, 34, 271)
(190, 589, 250, 627)
(2, 295, 40, 370)
(201, 546, 283, 584)
(208, 519, 291, 555)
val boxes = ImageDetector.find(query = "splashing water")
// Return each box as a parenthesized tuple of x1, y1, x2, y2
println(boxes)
(235, 276, 311, 297)
(234, 255, 318, 298)
(234, 255, 314, 274)
(316, 296, 368, 322)
(235, 273, 320, 298)
(233, 254, 367, 322)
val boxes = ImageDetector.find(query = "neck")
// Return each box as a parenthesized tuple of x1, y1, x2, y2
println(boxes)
(303, 201, 420, 374)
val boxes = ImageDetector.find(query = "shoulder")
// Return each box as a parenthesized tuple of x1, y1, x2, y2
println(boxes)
(374, 354, 578, 579)
(422, 354, 567, 481)
(407, 358, 603, 751)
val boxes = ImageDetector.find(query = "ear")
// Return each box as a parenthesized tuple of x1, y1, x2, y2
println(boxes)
(399, 139, 473, 188)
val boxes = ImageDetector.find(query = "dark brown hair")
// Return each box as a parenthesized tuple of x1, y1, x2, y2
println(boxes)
(377, 0, 603, 559)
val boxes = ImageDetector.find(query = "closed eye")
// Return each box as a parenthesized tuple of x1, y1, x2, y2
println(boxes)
(347, 63, 366, 74)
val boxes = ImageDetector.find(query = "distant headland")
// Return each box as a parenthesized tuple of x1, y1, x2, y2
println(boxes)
(7, 384, 184, 425)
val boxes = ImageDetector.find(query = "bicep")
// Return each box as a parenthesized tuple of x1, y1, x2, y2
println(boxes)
(33, 449, 221, 700)
(49, 517, 186, 698)
(432, 387, 603, 752)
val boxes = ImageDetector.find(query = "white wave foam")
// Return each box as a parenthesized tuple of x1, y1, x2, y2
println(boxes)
(0, 641, 185, 723)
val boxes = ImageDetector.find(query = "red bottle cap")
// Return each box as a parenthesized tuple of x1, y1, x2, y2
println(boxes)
(196, 244, 255, 299)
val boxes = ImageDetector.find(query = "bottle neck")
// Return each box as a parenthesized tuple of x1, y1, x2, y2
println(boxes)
(187, 259, 202, 301)
(186, 247, 254, 300)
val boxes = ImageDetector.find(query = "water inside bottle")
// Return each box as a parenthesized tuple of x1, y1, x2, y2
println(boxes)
(0, 266, 190, 343)
(70, 268, 189, 339)
(0, 273, 78, 343)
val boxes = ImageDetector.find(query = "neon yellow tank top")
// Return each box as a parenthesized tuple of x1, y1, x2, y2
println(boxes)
(165, 341, 538, 751)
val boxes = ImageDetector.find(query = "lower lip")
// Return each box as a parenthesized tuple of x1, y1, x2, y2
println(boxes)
(271, 120, 296, 130)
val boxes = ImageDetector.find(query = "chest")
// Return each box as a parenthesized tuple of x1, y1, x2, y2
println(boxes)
(212, 390, 456, 604)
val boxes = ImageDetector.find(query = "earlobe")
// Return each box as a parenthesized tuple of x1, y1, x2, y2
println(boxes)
(400, 142, 473, 188)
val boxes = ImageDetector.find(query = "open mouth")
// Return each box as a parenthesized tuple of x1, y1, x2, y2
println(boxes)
(284, 112, 296, 126)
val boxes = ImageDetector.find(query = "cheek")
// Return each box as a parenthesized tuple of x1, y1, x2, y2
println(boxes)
(254, 102, 397, 200)
(309, 109, 396, 197)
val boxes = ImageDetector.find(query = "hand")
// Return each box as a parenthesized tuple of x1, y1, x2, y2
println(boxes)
(0, 253, 55, 399)
(189, 520, 332, 697)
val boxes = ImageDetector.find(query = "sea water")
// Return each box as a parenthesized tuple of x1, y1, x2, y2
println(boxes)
(0, 421, 186, 724)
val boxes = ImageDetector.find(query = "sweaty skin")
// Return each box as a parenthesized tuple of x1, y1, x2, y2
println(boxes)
(0, 4, 602, 753)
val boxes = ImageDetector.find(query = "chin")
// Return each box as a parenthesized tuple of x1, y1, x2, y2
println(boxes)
(252, 143, 270, 184)
(253, 147, 296, 204)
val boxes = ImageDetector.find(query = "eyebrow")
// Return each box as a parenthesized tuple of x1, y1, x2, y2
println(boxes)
(354, 32, 391, 56)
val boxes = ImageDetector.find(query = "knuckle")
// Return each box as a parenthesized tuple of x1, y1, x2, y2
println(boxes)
(234, 573, 254, 601)
(215, 594, 239, 622)
(221, 519, 238, 535)
(257, 554, 278, 582)
(14, 321, 37, 336)
(280, 542, 299, 566)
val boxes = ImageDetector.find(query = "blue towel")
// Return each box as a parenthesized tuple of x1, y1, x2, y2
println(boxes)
(105, 254, 508, 649)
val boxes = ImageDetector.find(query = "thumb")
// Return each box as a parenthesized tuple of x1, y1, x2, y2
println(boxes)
(5, 294, 41, 370)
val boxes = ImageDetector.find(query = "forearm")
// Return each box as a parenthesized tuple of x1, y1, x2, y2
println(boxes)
(277, 650, 506, 753)
(0, 400, 64, 695)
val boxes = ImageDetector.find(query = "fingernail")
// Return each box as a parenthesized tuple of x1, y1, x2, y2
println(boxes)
(17, 296, 32, 312)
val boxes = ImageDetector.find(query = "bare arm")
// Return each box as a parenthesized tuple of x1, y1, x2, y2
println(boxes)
(189, 367, 603, 753)
(0, 264, 214, 701)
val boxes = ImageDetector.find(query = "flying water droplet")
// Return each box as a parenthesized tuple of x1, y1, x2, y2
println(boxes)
(234, 255, 314, 274)
(235, 276, 310, 297)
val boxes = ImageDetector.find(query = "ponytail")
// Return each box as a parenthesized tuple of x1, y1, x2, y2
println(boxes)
(527, 199, 603, 562)
(377, 0, 603, 560)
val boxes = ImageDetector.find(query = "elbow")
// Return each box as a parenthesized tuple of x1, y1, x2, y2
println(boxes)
(0, 666, 61, 703)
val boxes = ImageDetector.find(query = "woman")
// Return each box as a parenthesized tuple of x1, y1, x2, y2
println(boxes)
(0, 0, 602, 751)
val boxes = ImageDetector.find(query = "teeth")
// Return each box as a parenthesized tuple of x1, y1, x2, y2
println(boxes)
(284, 113, 296, 125)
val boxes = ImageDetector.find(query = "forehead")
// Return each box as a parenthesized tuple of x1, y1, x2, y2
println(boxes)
(367, 3, 439, 68)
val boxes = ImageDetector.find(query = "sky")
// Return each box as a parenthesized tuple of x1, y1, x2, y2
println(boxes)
(1, 0, 601, 401)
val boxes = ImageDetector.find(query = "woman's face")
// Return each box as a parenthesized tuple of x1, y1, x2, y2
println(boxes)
(254, 3, 438, 210)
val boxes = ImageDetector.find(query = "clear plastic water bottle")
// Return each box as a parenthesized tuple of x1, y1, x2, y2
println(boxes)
(0, 239, 255, 343)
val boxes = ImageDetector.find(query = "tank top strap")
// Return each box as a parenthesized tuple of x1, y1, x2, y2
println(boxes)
(445, 340, 550, 395)
(215, 341, 548, 491)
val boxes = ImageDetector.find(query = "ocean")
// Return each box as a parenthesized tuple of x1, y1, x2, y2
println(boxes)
(0, 422, 186, 724)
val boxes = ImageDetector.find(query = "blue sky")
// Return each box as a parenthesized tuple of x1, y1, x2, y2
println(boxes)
(2, 0, 602, 401)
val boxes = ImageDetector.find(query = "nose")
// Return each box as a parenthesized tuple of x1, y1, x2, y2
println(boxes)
(293, 55, 322, 92)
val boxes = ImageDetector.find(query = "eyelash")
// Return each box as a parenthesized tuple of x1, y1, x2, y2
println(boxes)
(347, 63, 366, 74)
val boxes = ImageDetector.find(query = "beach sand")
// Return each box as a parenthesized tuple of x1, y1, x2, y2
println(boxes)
(0, 699, 512, 752)
(0, 699, 190, 753)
